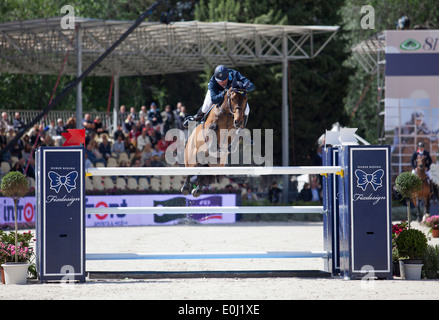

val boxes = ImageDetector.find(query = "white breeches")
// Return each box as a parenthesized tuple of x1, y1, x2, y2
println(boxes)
(201, 90, 250, 115)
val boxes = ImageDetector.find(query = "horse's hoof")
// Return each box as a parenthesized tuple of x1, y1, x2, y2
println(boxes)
(191, 188, 202, 198)
(181, 185, 190, 196)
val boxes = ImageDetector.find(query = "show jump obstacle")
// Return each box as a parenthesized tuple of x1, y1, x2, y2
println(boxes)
(35, 145, 392, 282)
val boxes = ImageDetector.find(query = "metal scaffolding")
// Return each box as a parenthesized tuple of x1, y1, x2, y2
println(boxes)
(0, 17, 339, 200)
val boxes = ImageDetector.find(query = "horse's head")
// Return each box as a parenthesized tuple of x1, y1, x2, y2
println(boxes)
(226, 81, 248, 128)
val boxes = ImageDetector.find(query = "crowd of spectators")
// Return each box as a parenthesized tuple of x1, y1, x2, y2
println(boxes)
(0, 103, 321, 202)
(0, 102, 191, 182)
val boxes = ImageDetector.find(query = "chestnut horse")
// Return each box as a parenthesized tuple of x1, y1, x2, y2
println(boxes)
(181, 83, 248, 197)
(412, 154, 431, 222)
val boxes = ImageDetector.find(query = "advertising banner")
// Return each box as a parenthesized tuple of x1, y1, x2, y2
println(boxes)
(1, 194, 236, 227)
(385, 30, 439, 180)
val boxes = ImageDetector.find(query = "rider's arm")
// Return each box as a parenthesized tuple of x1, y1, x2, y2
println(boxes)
(231, 70, 255, 92)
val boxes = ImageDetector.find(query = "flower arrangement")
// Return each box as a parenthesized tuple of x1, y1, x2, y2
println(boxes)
(0, 231, 34, 265)
(422, 215, 439, 230)
(392, 221, 408, 262)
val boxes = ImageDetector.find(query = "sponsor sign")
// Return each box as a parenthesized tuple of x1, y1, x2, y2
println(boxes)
(3, 194, 236, 226)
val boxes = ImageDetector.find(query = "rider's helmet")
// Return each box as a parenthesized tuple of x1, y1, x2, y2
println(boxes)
(214, 65, 229, 82)
(418, 142, 425, 148)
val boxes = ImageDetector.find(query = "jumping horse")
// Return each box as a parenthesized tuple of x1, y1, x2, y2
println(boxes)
(181, 81, 248, 197)
(412, 154, 431, 222)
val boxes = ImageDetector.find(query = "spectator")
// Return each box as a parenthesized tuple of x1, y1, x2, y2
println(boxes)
(82, 113, 95, 134)
(129, 107, 137, 121)
(53, 118, 65, 146)
(244, 187, 259, 202)
(123, 114, 134, 134)
(111, 135, 125, 157)
(175, 105, 188, 130)
(128, 124, 140, 145)
(85, 141, 105, 166)
(298, 183, 312, 202)
(150, 154, 164, 167)
(161, 104, 175, 134)
(157, 136, 170, 153)
(22, 142, 32, 162)
(98, 134, 112, 160)
(118, 105, 127, 126)
(268, 181, 282, 203)
(84, 152, 93, 169)
(139, 105, 147, 118)
(137, 115, 147, 132)
(152, 143, 164, 161)
(124, 136, 136, 155)
(94, 116, 108, 136)
(310, 180, 321, 202)
(130, 150, 142, 167)
(113, 124, 124, 141)
(173, 101, 182, 121)
(1, 112, 12, 131)
(10, 159, 24, 173)
(137, 128, 151, 152)
(147, 102, 162, 127)
(65, 115, 76, 129)
(148, 129, 159, 148)
(10, 136, 24, 159)
(46, 119, 57, 137)
(13, 112, 25, 132)
(141, 143, 153, 164)
(55, 118, 66, 135)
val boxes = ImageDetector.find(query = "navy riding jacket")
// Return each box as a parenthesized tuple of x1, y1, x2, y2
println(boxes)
(208, 69, 255, 105)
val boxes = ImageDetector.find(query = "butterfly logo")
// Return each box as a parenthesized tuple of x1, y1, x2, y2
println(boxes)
(48, 171, 78, 193)
(355, 169, 384, 191)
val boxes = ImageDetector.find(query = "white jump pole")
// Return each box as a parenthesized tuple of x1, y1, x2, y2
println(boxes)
(86, 206, 323, 215)
(87, 251, 328, 260)
(86, 166, 343, 177)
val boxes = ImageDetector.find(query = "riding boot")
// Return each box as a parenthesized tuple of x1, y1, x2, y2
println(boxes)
(183, 107, 205, 128)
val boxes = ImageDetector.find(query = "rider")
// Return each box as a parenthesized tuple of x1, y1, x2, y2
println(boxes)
(411, 141, 436, 198)
(411, 142, 432, 174)
(183, 65, 255, 128)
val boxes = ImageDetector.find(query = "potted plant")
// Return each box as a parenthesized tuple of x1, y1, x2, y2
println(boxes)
(0, 171, 30, 284)
(0, 230, 34, 284)
(422, 215, 439, 238)
(395, 228, 428, 279)
(392, 221, 408, 277)
(395, 172, 422, 228)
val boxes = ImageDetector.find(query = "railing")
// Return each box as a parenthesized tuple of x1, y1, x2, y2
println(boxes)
(2, 110, 115, 133)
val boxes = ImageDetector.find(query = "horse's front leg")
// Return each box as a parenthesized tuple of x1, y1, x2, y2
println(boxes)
(425, 196, 431, 221)
(181, 175, 192, 195)
(416, 197, 422, 222)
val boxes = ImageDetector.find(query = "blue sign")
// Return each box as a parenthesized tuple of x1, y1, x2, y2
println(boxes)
(339, 145, 392, 280)
(36, 147, 85, 283)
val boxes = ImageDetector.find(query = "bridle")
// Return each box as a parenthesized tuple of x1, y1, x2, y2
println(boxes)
(226, 87, 247, 115)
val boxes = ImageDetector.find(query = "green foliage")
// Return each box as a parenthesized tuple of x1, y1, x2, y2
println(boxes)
(1, 171, 29, 200)
(395, 172, 422, 200)
(423, 244, 439, 279)
(395, 228, 428, 260)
